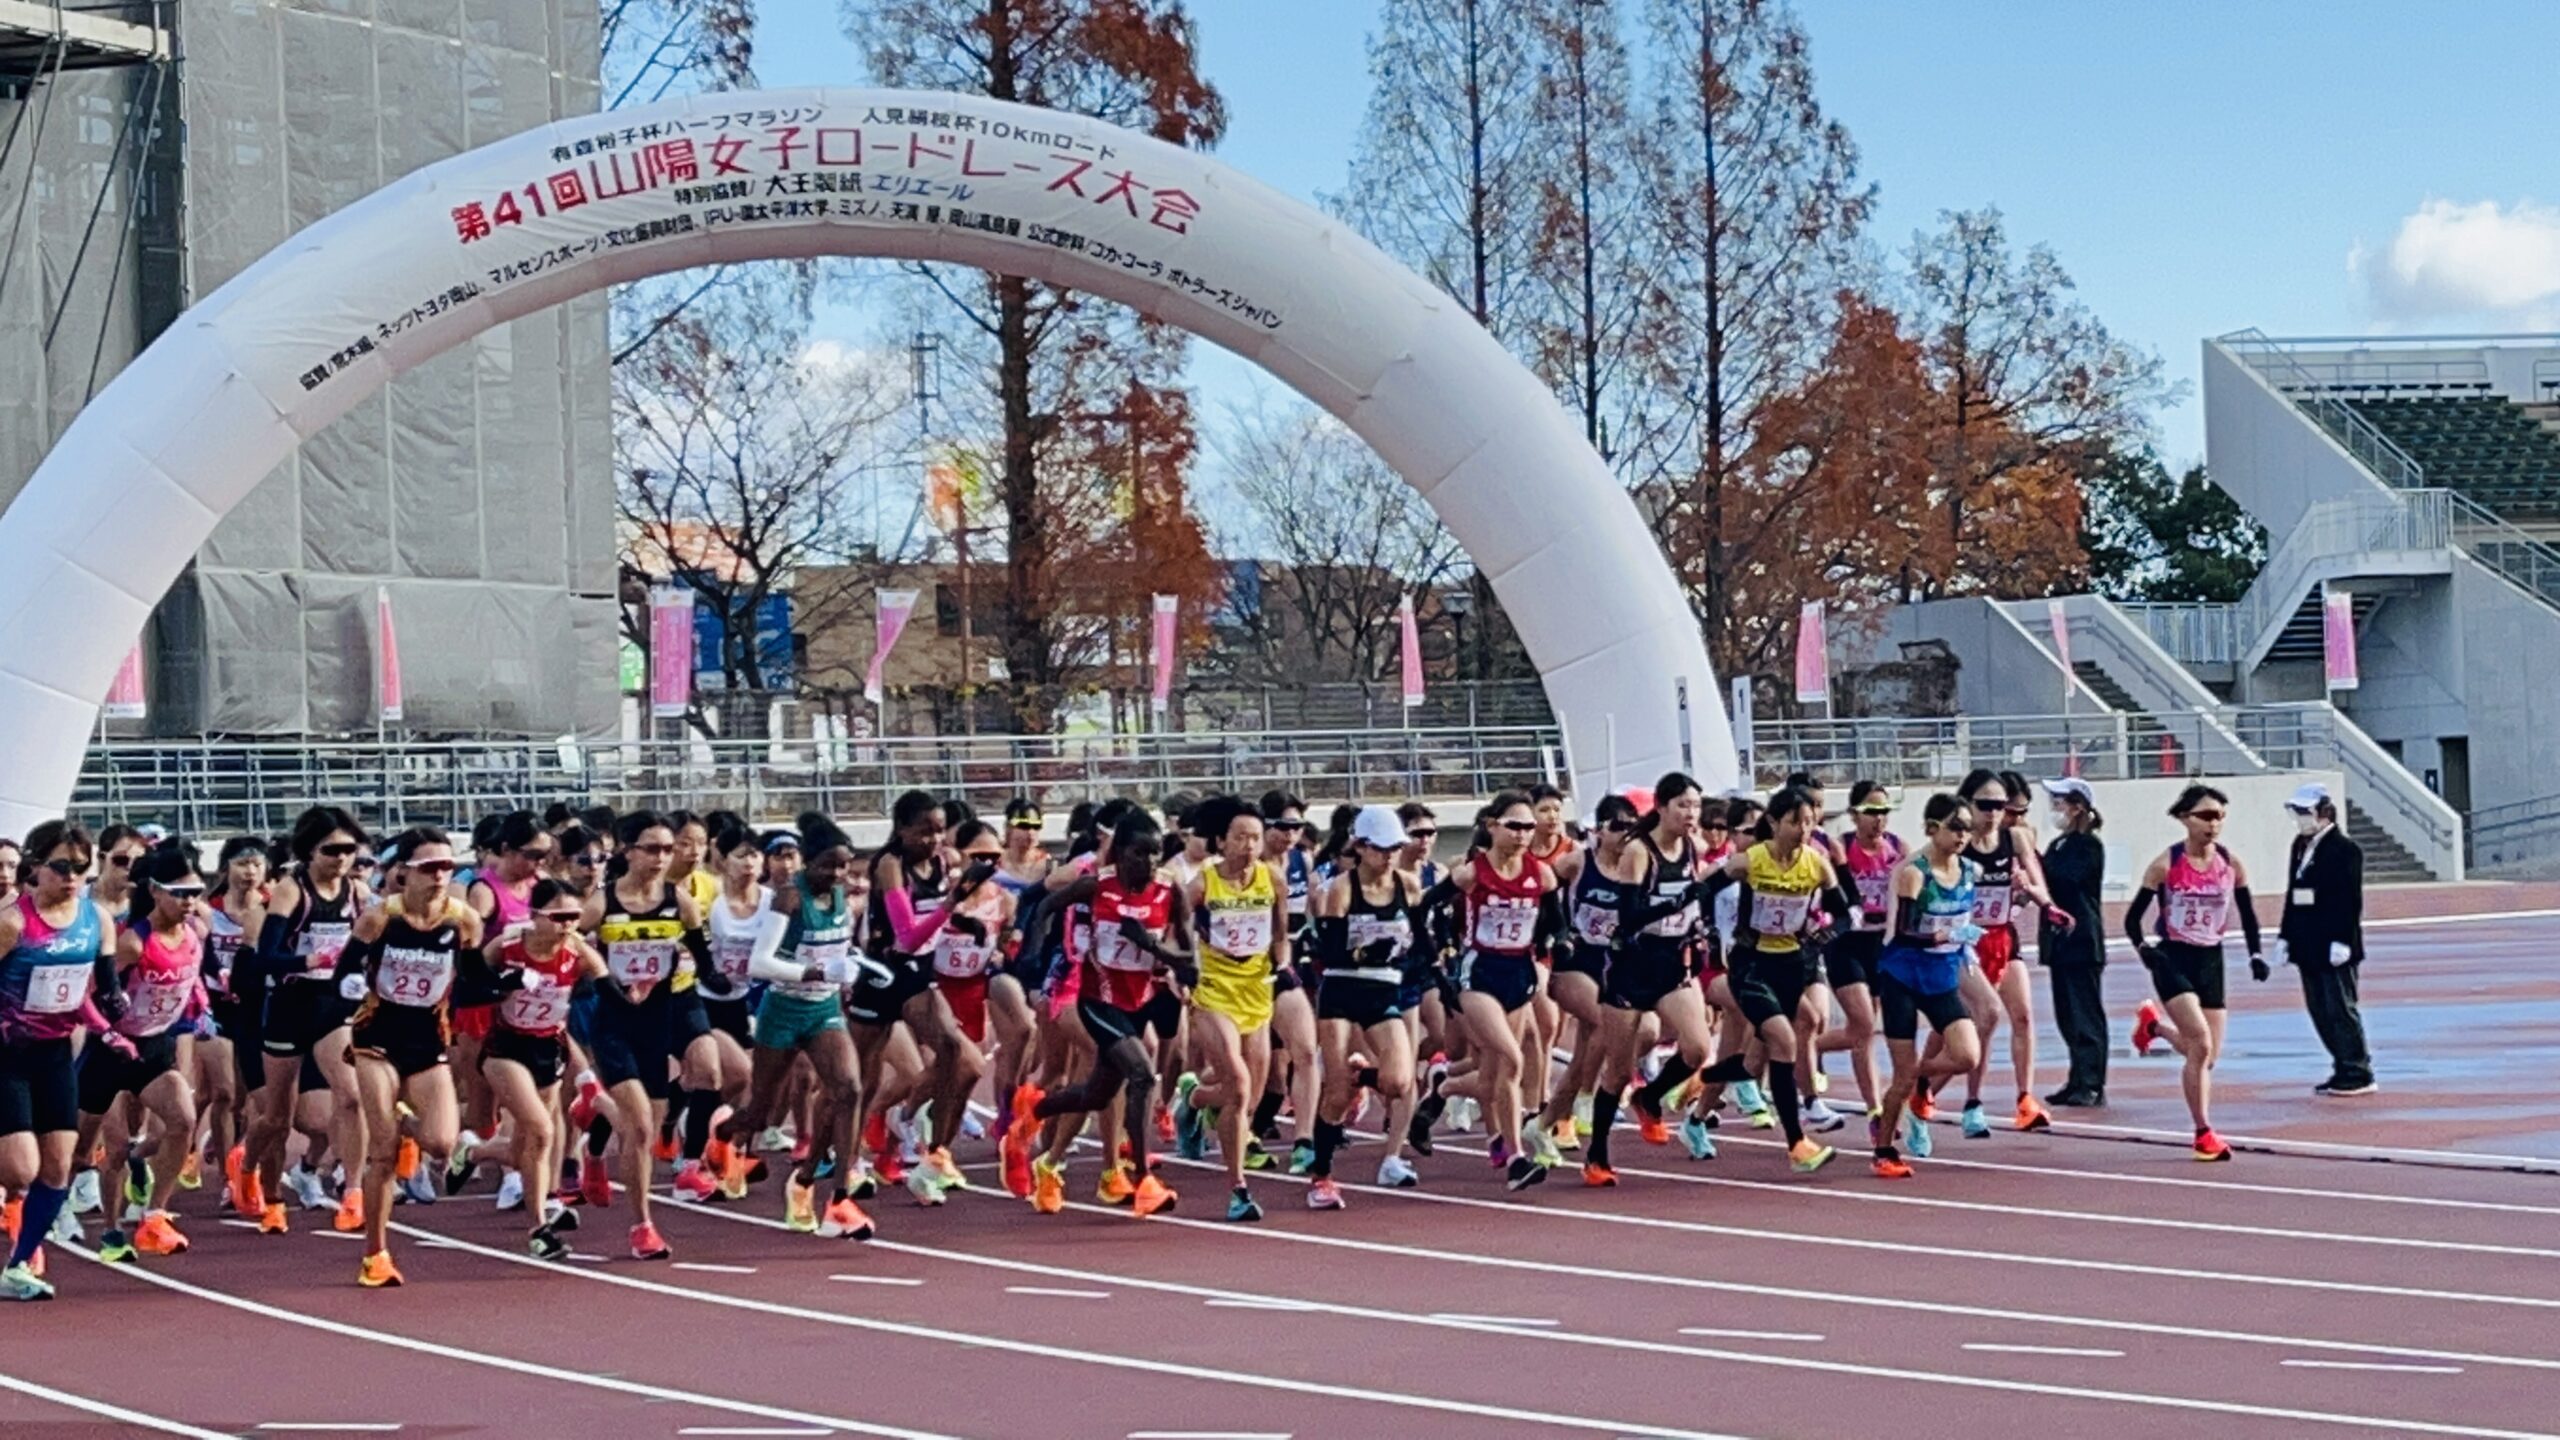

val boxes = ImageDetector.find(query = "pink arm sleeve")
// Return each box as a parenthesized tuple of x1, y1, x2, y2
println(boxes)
(882, 885, 950, 952)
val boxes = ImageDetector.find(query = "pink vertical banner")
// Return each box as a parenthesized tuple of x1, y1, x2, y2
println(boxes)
(102, 641, 146, 721)
(376, 585, 405, 723)
(1398, 593, 1426, 709)
(649, 587, 693, 718)
(2323, 587, 2360, 692)
(2046, 597, 2072, 677)
(864, 588, 918, 707)
(1793, 600, 1830, 705)
(1150, 593, 1178, 718)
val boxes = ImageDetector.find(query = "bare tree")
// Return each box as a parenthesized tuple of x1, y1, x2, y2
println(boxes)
(615, 297, 907, 734)
(1218, 399, 1465, 690)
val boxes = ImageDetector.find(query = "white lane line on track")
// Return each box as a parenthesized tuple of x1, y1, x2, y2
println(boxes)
(221, 1218, 261, 1229)
(1127, 1432, 1293, 1439)
(0, 1371, 230, 1439)
(2036, 1118, 2560, 1172)
(830, 1274, 925, 1286)
(2282, 1360, 2466, 1375)
(672, 1262, 759, 1275)
(677, 1430, 837, 1437)
(1961, 1345, 2124, 1358)
(1678, 1329, 1823, 1343)
(1431, 1313, 1558, 1327)
(58, 1242, 962, 1440)
(1206, 1297, 1320, 1311)
(918, 1163, 2560, 1376)
(1406, 1134, 2560, 1258)
(1125, 1144, 2560, 1311)
(388, 1220, 1742, 1440)
(256, 1426, 405, 1433)
(1004, 1285, 1109, 1299)
(659, 1195, 2559, 1439)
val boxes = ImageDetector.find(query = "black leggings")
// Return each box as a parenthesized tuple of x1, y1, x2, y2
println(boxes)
(1035, 1003, 1158, 1174)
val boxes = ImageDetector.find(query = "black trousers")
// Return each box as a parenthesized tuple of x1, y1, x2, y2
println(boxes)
(2046, 964, 2109, 1096)
(2297, 959, 2373, 1086)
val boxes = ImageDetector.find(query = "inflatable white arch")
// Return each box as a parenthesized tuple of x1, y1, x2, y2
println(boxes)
(0, 87, 1732, 836)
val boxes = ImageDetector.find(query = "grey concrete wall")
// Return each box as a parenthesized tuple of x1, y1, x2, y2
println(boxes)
(2202, 342, 2402, 538)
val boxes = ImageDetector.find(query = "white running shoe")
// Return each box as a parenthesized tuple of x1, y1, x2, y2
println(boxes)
(1802, 1097, 1846, 1133)
(48, 1204, 81, 1243)
(1525, 1125, 1564, 1170)
(1376, 1154, 1420, 1188)
(283, 1164, 329, 1211)
(494, 1170, 526, 1212)
(1445, 1097, 1481, 1134)
(67, 1169, 100, 1216)
(959, 1111, 987, 1141)
(398, 1170, 439, 1206)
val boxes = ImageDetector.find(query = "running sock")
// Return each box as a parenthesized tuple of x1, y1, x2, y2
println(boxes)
(1250, 1090, 1284, 1139)
(1695, 1053, 1752, 1087)
(1588, 1089, 1620, 1168)
(1633, 1053, 1699, 1113)
(680, 1089, 717, 1162)
(10, 1182, 65, 1266)
(1355, 1065, 1379, 1091)
(585, 1115, 612, 1159)
(1311, 1119, 1344, 1179)
(1767, 1061, 1805, 1145)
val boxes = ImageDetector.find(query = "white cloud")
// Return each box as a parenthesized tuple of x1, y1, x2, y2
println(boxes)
(2352, 198, 2560, 326)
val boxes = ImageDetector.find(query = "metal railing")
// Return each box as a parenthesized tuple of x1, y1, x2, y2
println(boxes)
(2469, 792, 2560, 876)
(1749, 708, 2279, 789)
(2119, 604, 2241, 667)
(2446, 492, 2560, 609)
(69, 728, 1569, 835)
(2224, 703, 2465, 881)
(2220, 329, 2429, 488)
(2228, 490, 2453, 663)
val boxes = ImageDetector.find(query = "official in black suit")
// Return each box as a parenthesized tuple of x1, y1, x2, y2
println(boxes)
(2279, 783, 2372, 1095)
(2036, 778, 2110, 1106)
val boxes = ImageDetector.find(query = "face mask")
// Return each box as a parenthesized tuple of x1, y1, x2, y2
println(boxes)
(2050, 807, 2070, 831)
(2295, 812, 2321, 836)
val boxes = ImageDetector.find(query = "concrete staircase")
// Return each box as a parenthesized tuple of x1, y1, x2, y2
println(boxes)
(2070, 661, 2185, 777)
(2347, 801, 2433, 883)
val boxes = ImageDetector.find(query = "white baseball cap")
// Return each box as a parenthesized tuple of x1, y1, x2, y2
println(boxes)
(1351, 805, 1407, 851)
(2285, 781, 2334, 813)
(2040, 777, 2096, 805)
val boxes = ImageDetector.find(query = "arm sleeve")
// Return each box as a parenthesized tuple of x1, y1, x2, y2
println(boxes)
(249, 913, 297, 982)
(2124, 887, 2159, 952)
(1416, 878, 1462, 957)
(1891, 892, 1937, 948)
(2234, 886, 2264, 956)
(881, 886, 951, 953)
(455, 944, 525, 1002)
(1818, 882, 1858, 930)
(1313, 914, 1350, 971)
(743, 907, 803, 984)
(87, 950, 128, 1026)
(1532, 885, 1568, 954)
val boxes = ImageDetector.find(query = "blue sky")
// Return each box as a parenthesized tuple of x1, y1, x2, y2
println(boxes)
(755, 1, 2560, 473)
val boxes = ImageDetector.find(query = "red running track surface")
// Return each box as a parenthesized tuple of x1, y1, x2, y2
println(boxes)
(6, 909, 2560, 1440)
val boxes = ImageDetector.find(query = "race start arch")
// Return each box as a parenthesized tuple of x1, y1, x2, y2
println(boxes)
(0, 87, 1733, 835)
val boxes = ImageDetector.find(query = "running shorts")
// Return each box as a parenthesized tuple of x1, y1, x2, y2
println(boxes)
(845, 958, 933, 1028)
(1826, 931, 1881, 991)
(938, 976, 989, 1046)
(211, 992, 267, 1093)
(350, 1006, 449, 1080)
(1076, 996, 1151, 1050)
(670, 989, 713, 1053)
(2145, 940, 2227, 1011)
(1141, 985, 1185, 1040)
(1874, 968, 1969, 1043)
(451, 1003, 497, 1043)
(1727, 945, 1819, 1030)
(1603, 943, 1693, 1014)
(1315, 974, 1403, 1028)
(1975, 925, 2017, 987)
(261, 979, 353, 1059)
(701, 995, 754, 1047)
(588, 989, 676, 1099)
(753, 990, 847, 1052)
(75, 1029, 182, 1115)
(1458, 951, 1538, 1014)
(1191, 953, 1274, 1034)
(0, 1038, 78, 1136)
(480, 1027, 567, 1091)
(1554, 942, 1609, 985)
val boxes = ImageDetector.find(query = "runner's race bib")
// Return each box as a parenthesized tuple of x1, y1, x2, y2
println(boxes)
(1207, 906, 1273, 958)
(501, 978, 569, 1031)
(300, 922, 353, 976)
(378, 948, 454, 1007)
(1471, 897, 1535, 951)
(25, 961, 91, 1015)
(123, 976, 193, 1033)
(1751, 892, 1813, 939)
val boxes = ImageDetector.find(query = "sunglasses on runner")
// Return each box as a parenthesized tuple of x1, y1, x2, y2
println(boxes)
(513, 842, 556, 860)
(40, 858, 83, 878)
(155, 882, 206, 899)
(629, 841, 675, 856)
(539, 908, 582, 924)
(318, 842, 362, 858)
(2188, 809, 2226, 823)
(570, 851, 605, 866)
(407, 859, 458, 876)
(1405, 827, 1437, 841)
(1269, 819, 1307, 832)
(1602, 818, 1642, 834)
(106, 853, 137, 869)
(1855, 805, 1893, 816)
(1942, 819, 1974, 836)
(1008, 816, 1044, 830)
(1973, 800, 2006, 814)
(1498, 819, 1537, 833)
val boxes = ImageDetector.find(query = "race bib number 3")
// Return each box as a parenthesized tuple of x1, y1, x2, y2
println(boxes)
(1751, 893, 1813, 938)
(25, 961, 91, 1015)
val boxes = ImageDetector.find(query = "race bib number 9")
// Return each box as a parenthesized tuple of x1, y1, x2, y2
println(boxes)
(25, 961, 91, 1015)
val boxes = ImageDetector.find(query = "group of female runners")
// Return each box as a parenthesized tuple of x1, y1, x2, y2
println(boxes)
(0, 771, 2265, 1296)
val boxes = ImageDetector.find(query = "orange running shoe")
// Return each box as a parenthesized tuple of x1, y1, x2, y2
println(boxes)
(821, 1195, 876, 1241)
(1030, 1158, 1066, 1214)
(716, 1143, 752, 1202)
(651, 1132, 679, 1164)
(1912, 1090, 1937, 1122)
(1155, 1104, 1176, 1143)
(1131, 1172, 1177, 1218)
(577, 1156, 614, 1209)
(3, 1197, 18, 1244)
(224, 1145, 262, 1217)
(394, 1137, 421, 1183)
(178, 1151, 203, 1192)
(2132, 1000, 2164, 1058)
(2192, 1128, 2232, 1163)
(134, 1211, 189, 1256)
(332, 1189, 364, 1233)
(357, 1250, 404, 1289)
(1581, 1163, 1619, 1188)
(1871, 1155, 1914, 1180)
(257, 1202, 289, 1235)
(1000, 1137, 1034, 1199)
(1096, 1166, 1135, 1207)
(629, 1221, 672, 1260)
(2014, 1095, 2052, 1133)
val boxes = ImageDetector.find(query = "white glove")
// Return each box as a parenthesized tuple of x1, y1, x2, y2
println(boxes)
(2271, 939, 2287, 969)
(338, 972, 368, 1002)
(2329, 942, 2354, 967)
(822, 951, 894, 988)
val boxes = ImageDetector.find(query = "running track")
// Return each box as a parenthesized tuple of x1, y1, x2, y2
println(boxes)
(9, 908, 2560, 1440)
